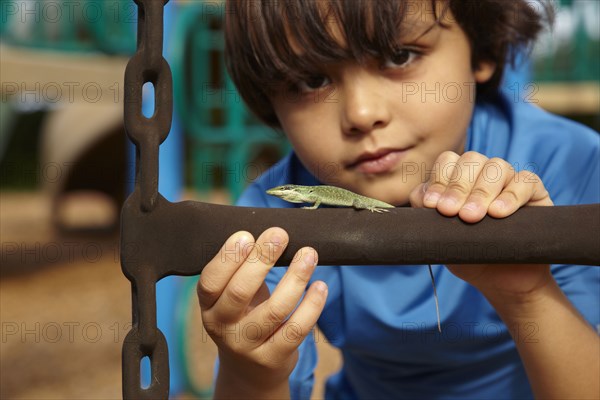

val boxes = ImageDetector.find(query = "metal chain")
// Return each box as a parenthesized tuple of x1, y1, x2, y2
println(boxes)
(124, 0, 172, 213)
(122, 0, 172, 398)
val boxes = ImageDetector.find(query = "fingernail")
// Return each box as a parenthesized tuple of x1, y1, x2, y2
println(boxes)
(424, 191, 440, 204)
(269, 233, 284, 246)
(440, 196, 457, 208)
(303, 250, 317, 268)
(237, 234, 251, 247)
(314, 281, 327, 293)
(461, 202, 478, 212)
(492, 199, 505, 210)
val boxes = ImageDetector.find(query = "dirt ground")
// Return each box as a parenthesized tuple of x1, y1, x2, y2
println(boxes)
(0, 191, 340, 400)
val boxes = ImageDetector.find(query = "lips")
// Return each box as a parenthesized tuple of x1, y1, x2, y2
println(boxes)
(348, 147, 413, 174)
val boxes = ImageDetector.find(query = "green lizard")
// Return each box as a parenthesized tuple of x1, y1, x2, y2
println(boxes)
(266, 184, 442, 332)
(266, 184, 395, 213)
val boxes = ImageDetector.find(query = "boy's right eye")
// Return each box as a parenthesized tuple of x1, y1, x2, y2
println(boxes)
(296, 75, 331, 93)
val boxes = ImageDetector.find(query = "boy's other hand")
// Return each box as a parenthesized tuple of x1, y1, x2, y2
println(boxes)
(197, 228, 327, 392)
(409, 150, 553, 223)
(409, 151, 554, 298)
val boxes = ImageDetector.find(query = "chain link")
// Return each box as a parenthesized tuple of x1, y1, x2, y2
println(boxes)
(122, 0, 171, 398)
(124, 0, 172, 213)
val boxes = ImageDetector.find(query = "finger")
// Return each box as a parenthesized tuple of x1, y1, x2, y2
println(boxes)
(437, 151, 488, 217)
(422, 151, 461, 208)
(252, 247, 318, 337)
(197, 231, 254, 310)
(458, 158, 515, 223)
(268, 280, 328, 358)
(409, 182, 427, 208)
(213, 227, 289, 323)
(488, 171, 553, 218)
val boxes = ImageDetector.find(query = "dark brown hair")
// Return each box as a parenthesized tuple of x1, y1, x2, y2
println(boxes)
(224, 0, 554, 127)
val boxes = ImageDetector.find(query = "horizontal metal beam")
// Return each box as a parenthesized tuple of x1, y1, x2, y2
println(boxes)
(121, 195, 600, 282)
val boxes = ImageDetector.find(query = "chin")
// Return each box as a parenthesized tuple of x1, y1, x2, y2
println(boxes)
(362, 184, 412, 207)
(387, 196, 411, 207)
(369, 175, 417, 204)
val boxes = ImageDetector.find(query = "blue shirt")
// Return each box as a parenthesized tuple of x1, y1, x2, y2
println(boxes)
(235, 91, 600, 399)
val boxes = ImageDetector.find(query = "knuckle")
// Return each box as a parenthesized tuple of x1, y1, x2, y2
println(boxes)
(447, 181, 471, 196)
(431, 152, 459, 179)
(485, 158, 513, 181)
(198, 275, 220, 298)
(284, 326, 304, 343)
(290, 266, 310, 284)
(256, 251, 274, 266)
(428, 182, 446, 193)
(535, 187, 551, 201)
(226, 283, 249, 306)
(462, 151, 488, 164)
(516, 170, 539, 184)
(501, 189, 520, 204)
(488, 157, 511, 170)
(469, 186, 494, 200)
(264, 302, 289, 324)
(202, 320, 221, 337)
(515, 170, 528, 179)
(439, 150, 460, 162)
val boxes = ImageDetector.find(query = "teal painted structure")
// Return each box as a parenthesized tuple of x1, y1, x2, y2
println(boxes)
(172, 4, 290, 202)
(0, 0, 136, 54)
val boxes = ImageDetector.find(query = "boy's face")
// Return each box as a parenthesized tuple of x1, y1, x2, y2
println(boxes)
(270, 3, 494, 206)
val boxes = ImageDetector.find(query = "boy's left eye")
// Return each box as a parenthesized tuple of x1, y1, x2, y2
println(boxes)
(382, 49, 421, 69)
(296, 75, 331, 93)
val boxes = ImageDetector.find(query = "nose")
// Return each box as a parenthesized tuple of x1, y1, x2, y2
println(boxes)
(340, 70, 391, 136)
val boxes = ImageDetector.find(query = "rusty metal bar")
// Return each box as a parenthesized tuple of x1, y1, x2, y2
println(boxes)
(121, 195, 600, 279)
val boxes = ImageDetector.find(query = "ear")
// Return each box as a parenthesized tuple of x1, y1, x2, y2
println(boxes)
(474, 60, 496, 84)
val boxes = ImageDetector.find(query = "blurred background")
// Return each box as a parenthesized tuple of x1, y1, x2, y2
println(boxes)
(0, 0, 598, 399)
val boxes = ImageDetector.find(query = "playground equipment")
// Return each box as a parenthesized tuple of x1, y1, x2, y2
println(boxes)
(172, 3, 289, 201)
(120, 1, 600, 399)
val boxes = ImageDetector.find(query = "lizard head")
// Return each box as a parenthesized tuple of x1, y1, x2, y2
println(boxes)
(266, 185, 310, 203)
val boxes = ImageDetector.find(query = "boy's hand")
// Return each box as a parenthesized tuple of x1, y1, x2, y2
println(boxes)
(410, 151, 552, 222)
(197, 228, 327, 394)
(409, 151, 554, 297)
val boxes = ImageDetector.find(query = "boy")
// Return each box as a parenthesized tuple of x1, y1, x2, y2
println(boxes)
(197, 1, 600, 398)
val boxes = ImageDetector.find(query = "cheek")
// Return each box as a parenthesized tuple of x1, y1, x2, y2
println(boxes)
(276, 107, 343, 180)
(418, 51, 477, 132)
(404, 76, 476, 152)
(290, 134, 330, 169)
(438, 86, 475, 150)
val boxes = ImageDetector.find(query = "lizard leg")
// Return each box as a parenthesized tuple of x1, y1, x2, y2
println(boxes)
(352, 198, 367, 211)
(370, 207, 390, 213)
(369, 207, 389, 213)
(302, 200, 321, 209)
(352, 198, 389, 213)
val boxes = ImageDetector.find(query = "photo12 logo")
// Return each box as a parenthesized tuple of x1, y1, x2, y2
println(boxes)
(1, 1, 136, 25)
(1, 82, 122, 104)
(1, 321, 133, 344)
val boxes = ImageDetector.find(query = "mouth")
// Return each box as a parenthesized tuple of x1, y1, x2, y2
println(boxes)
(347, 147, 414, 174)
(266, 187, 285, 196)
